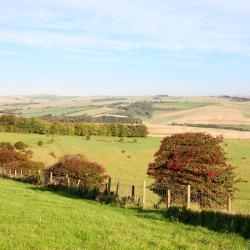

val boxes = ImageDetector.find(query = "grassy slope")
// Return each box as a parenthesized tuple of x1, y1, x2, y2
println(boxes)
(0, 133, 249, 212)
(0, 133, 161, 185)
(0, 179, 249, 250)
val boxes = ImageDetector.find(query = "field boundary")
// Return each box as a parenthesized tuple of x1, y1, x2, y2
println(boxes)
(1, 167, 249, 215)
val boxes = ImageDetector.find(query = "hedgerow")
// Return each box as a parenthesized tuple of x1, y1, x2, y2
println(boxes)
(0, 115, 148, 137)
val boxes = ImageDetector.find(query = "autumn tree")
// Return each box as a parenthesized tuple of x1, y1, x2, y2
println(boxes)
(47, 154, 109, 192)
(147, 133, 240, 208)
(0, 141, 44, 173)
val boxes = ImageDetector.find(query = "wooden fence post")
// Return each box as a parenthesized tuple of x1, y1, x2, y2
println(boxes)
(228, 194, 232, 214)
(142, 180, 146, 209)
(166, 188, 171, 209)
(38, 169, 41, 184)
(50, 172, 53, 184)
(9, 169, 11, 177)
(107, 178, 111, 195)
(14, 170, 17, 178)
(131, 185, 135, 199)
(187, 185, 191, 209)
(115, 181, 119, 197)
(20, 169, 23, 177)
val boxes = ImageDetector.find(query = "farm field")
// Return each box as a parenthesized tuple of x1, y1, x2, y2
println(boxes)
(1, 95, 250, 138)
(0, 179, 249, 250)
(147, 124, 250, 139)
(0, 132, 249, 213)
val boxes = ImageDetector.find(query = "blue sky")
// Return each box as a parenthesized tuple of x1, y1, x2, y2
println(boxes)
(0, 0, 250, 96)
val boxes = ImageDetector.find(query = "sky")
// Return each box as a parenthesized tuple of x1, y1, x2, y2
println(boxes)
(0, 0, 250, 96)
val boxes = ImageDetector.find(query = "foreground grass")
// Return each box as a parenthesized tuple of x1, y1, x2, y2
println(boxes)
(0, 179, 249, 250)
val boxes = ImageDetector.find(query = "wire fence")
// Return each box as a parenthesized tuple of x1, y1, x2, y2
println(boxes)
(0, 167, 250, 215)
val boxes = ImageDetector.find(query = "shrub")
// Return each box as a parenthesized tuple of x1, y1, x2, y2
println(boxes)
(37, 141, 44, 147)
(0, 148, 27, 165)
(86, 134, 91, 140)
(14, 141, 28, 150)
(46, 154, 109, 193)
(148, 133, 242, 208)
(0, 141, 42, 172)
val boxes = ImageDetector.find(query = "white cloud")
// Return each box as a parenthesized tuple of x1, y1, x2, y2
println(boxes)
(0, 0, 249, 54)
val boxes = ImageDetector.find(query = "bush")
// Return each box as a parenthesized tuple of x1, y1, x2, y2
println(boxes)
(0, 143, 28, 166)
(37, 141, 44, 146)
(148, 133, 241, 208)
(0, 141, 43, 174)
(14, 141, 28, 150)
(46, 154, 109, 194)
(86, 134, 91, 140)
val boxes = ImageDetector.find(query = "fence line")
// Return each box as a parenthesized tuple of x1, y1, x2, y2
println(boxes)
(0, 167, 249, 215)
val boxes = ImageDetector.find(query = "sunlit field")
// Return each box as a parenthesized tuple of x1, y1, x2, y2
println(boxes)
(0, 132, 249, 213)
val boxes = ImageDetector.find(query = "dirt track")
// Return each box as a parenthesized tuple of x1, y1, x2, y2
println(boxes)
(147, 124, 250, 139)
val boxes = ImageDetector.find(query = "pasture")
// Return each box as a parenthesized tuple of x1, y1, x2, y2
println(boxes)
(0, 179, 249, 250)
(0, 132, 249, 213)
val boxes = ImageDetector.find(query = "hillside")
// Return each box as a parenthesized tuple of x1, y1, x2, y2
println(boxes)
(1, 95, 250, 138)
(0, 132, 249, 213)
(0, 179, 249, 250)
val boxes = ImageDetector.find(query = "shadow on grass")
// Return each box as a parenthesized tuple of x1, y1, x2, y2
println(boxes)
(27, 185, 98, 202)
(163, 207, 250, 239)
(27, 184, 250, 239)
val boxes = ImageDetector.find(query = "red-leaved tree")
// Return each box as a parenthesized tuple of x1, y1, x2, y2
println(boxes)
(147, 133, 241, 208)
(47, 154, 109, 192)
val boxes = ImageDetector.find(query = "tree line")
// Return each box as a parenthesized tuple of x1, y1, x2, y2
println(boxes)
(111, 101, 154, 118)
(0, 115, 148, 137)
(42, 113, 142, 124)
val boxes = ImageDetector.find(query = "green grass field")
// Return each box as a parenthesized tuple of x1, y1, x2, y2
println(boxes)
(0, 179, 249, 250)
(0, 132, 249, 212)
(153, 101, 216, 111)
(18, 106, 89, 117)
